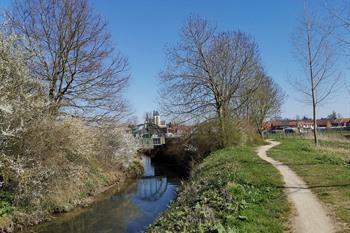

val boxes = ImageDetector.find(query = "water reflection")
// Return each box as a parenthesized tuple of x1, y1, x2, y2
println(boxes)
(136, 177, 168, 202)
(136, 157, 168, 202)
(28, 156, 179, 233)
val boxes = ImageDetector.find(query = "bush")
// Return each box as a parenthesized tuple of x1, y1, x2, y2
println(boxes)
(0, 29, 140, 231)
(184, 118, 264, 165)
(0, 116, 140, 227)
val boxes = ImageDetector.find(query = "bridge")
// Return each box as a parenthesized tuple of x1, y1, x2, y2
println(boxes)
(132, 123, 166, 150)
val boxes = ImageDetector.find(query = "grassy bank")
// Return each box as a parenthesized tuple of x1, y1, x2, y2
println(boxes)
(267, 137, 350, 232)
(148, 145, 290, 233)
(0, 118, 143, 233)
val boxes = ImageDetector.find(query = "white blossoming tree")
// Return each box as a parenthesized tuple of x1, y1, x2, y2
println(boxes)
(0, 33, 47, 150)
(0, 32, 49, 202)
(0, 31, 139, 224)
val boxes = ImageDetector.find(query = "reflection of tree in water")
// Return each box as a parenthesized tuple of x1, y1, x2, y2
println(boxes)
(136, 156, 169, 202)
(136, 176, 168, 201)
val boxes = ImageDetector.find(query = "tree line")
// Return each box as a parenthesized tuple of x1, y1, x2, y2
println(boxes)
(159, 16, 284, 147)
(160, 1, 350, 148)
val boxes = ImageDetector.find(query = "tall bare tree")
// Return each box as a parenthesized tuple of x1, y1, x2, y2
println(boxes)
(291, 6, 339, 146)
(160, 16, 261, 146)
(6, 0, 129, 120)
(243, 72, 284, 137)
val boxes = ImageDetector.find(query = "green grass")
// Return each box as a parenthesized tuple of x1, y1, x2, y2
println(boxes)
(148, 145, 290, 233)
(268, 138, 350, 233)
(0, 191, 14, 231)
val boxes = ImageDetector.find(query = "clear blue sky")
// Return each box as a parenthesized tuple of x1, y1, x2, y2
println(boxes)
(1, 0, 349, 121)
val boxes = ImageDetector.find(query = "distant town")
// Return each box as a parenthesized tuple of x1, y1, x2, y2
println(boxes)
(129, 110, 350, 151)
(264, 116, 350, 133)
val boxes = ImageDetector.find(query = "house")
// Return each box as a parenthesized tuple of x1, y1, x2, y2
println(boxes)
(132, 122, 166, 149)
(332, 118, 350, 128)
(267, 120, 301, 130)
(268, 120, 290, 130)
(167, 123, 192, 137)
(264, 117, 350, 131)
(316, 119, 332, 128)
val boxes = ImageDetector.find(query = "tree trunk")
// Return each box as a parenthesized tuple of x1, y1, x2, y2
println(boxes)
(217, 105, 226, 148)
(257, 122, 264, 139)
(307, 29, 319, 147)
(312, 102, 319, 147)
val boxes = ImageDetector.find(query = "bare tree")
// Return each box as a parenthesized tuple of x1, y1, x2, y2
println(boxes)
(291, 6, 339, 146)
(160, 16, 261, 146)
(244, 72, 284, 137)
(6, 0, 129, 120)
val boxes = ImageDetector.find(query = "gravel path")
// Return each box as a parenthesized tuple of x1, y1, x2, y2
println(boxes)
(257, 140, 336, 233)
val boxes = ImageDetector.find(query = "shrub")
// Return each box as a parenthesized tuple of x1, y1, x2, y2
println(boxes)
(0, 32, 139, 228)
(185, 117, 264, 164)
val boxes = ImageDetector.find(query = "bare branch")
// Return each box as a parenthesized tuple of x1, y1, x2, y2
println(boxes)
(290, 3, 339, 146)
(5, 0, 130, 120)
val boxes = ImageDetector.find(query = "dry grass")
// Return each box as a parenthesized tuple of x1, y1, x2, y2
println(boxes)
(0, 117, 140, 231)
(318, 146, 350, 160)
(302, 130, 350, 143)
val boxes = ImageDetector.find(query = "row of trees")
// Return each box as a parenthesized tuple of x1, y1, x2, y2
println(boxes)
(160, 1, 350, 148)
(160, 16, 284, 147)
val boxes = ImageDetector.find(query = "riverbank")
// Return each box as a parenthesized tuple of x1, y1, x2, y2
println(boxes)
(0, 155, 143, 233)
(19, 155, 182, 233)
(0, 113, 145, 233)
(148, 144, 291, 232)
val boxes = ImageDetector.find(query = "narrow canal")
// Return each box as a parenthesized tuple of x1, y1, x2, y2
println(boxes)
(26, 156, 181, 233)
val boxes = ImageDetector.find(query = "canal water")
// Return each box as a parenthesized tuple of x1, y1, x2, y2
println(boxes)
(27, 156, 180, 233)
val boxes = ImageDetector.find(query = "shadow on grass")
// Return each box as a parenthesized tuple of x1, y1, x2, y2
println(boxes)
(238, 159, 348, 167)
(281, 183, 350, 189)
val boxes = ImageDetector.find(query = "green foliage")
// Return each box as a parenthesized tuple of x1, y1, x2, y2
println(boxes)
(189, 120, 222, 156)
(148, 145, 290, 233)
(0, 201, 14, 217)
(0, 192, 14, 217)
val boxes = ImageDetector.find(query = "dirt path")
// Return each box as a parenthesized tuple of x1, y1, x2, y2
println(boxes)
(257, 140, 336, 233)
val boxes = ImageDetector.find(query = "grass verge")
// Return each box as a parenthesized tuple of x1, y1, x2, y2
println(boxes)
(268, 137, 350, 233)
(148, 145, 290, 233)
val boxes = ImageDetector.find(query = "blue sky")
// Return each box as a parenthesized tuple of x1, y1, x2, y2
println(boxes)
(1, 0, 349, 121)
